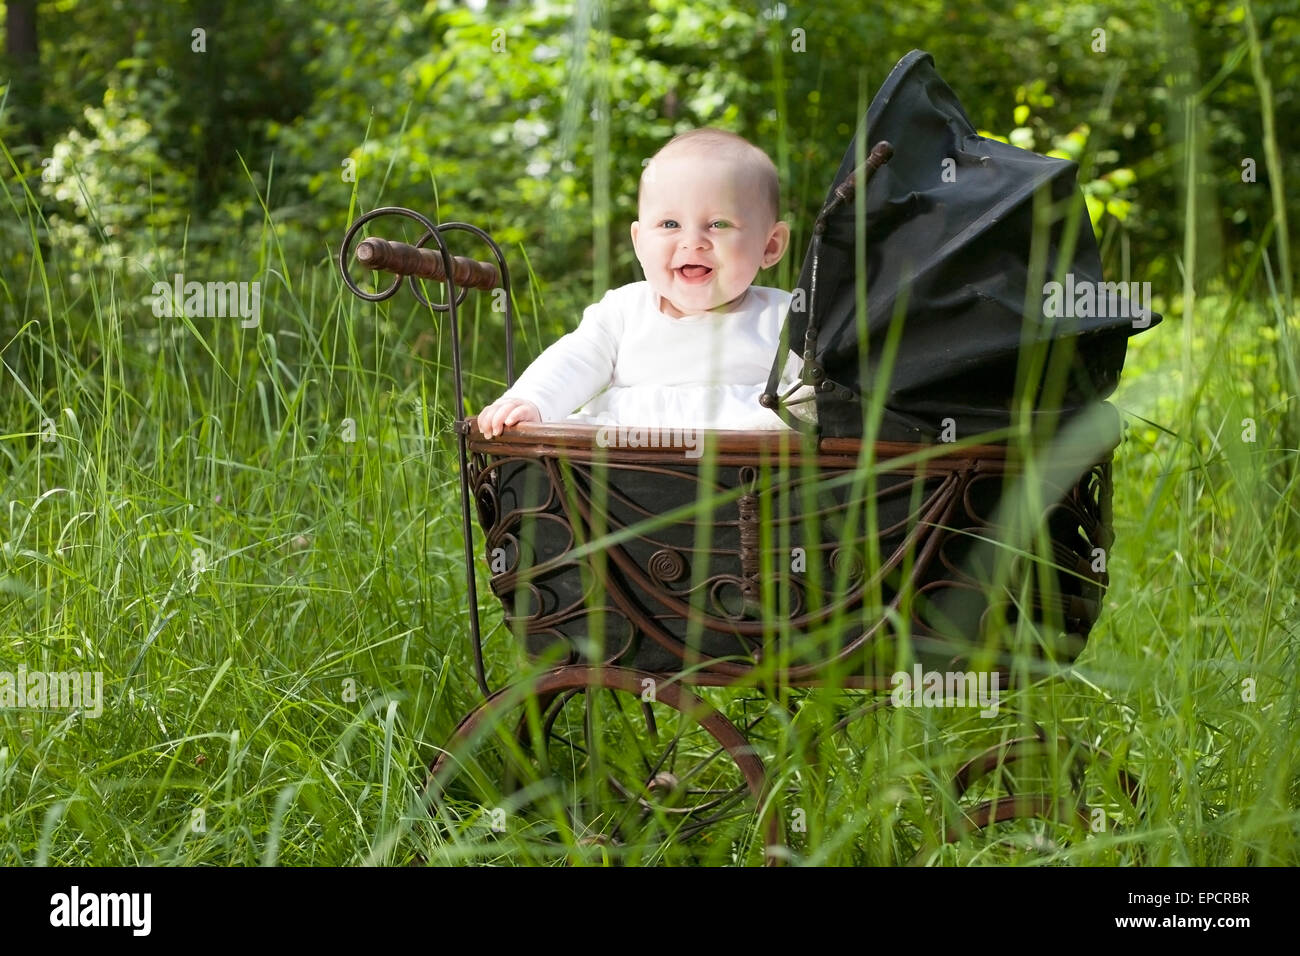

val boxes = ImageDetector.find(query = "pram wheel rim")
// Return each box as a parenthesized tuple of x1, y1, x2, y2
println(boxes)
(424, 663, 785, 864)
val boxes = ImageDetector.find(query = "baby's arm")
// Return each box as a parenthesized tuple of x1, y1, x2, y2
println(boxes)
(476, 291, 623, 435)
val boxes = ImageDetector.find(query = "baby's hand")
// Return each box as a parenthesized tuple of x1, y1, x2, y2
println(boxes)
(477, 398, 541, 438)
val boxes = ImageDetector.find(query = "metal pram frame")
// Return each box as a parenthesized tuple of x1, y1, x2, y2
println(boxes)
(339, 203, 1141, 865)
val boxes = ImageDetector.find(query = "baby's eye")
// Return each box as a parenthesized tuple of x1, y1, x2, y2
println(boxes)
(659, 219, 679, 229)
(711, 221, 730, 229)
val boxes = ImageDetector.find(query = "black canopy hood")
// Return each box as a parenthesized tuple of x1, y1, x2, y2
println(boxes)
(764, 50, 1160, 442)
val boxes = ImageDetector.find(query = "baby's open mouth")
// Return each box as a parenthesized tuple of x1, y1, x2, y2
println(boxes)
(677, 264, 712, 280)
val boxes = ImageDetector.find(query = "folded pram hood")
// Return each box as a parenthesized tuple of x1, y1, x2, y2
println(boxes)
(768, 50, 1160, 441)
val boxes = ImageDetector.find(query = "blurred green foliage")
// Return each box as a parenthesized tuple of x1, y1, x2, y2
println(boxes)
(1, 0, 1296, 350)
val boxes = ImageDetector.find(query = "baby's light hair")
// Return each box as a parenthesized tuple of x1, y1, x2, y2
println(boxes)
(638, 128, 781, 224)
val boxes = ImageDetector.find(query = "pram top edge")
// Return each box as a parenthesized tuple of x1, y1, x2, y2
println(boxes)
(459, 415, 1123, 471)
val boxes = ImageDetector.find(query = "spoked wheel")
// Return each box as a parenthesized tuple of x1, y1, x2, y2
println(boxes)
(426, 666, 783, 865)
(912, 726, 1143, 864)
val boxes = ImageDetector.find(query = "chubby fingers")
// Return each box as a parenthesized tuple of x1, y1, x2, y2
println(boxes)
(477, 399, 538, 438)
(502, 401, 539, 429)
(484, 403, 513, 438)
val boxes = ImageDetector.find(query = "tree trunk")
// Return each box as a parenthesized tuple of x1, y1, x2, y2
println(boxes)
(5, 0, 41, 145)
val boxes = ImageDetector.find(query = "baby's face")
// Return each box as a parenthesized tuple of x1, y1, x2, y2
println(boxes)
(631, 154, 789, 318)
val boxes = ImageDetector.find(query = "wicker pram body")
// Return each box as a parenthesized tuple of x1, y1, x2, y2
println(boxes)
(466, 422, 1114, 681)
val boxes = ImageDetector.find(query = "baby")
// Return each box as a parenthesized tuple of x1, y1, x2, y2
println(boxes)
(476, 128, 812, 437)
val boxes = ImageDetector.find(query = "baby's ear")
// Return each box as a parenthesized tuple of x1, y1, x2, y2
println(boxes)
(763, 220, 791, 267)
(630, 220, 640, 246)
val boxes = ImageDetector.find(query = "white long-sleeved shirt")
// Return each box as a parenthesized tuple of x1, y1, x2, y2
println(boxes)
(499, 281, 814, 430)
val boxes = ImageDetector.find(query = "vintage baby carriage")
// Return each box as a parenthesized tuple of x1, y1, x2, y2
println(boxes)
(340, 50, 1157, 863)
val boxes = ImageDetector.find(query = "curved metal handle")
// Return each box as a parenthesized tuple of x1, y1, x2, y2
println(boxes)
(338, 206, 517, 700)
(355, 236, 500, 291)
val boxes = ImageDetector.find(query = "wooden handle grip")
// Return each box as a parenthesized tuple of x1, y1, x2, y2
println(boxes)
(354, 236, 500, 290)
(831, 141, 894, 205)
